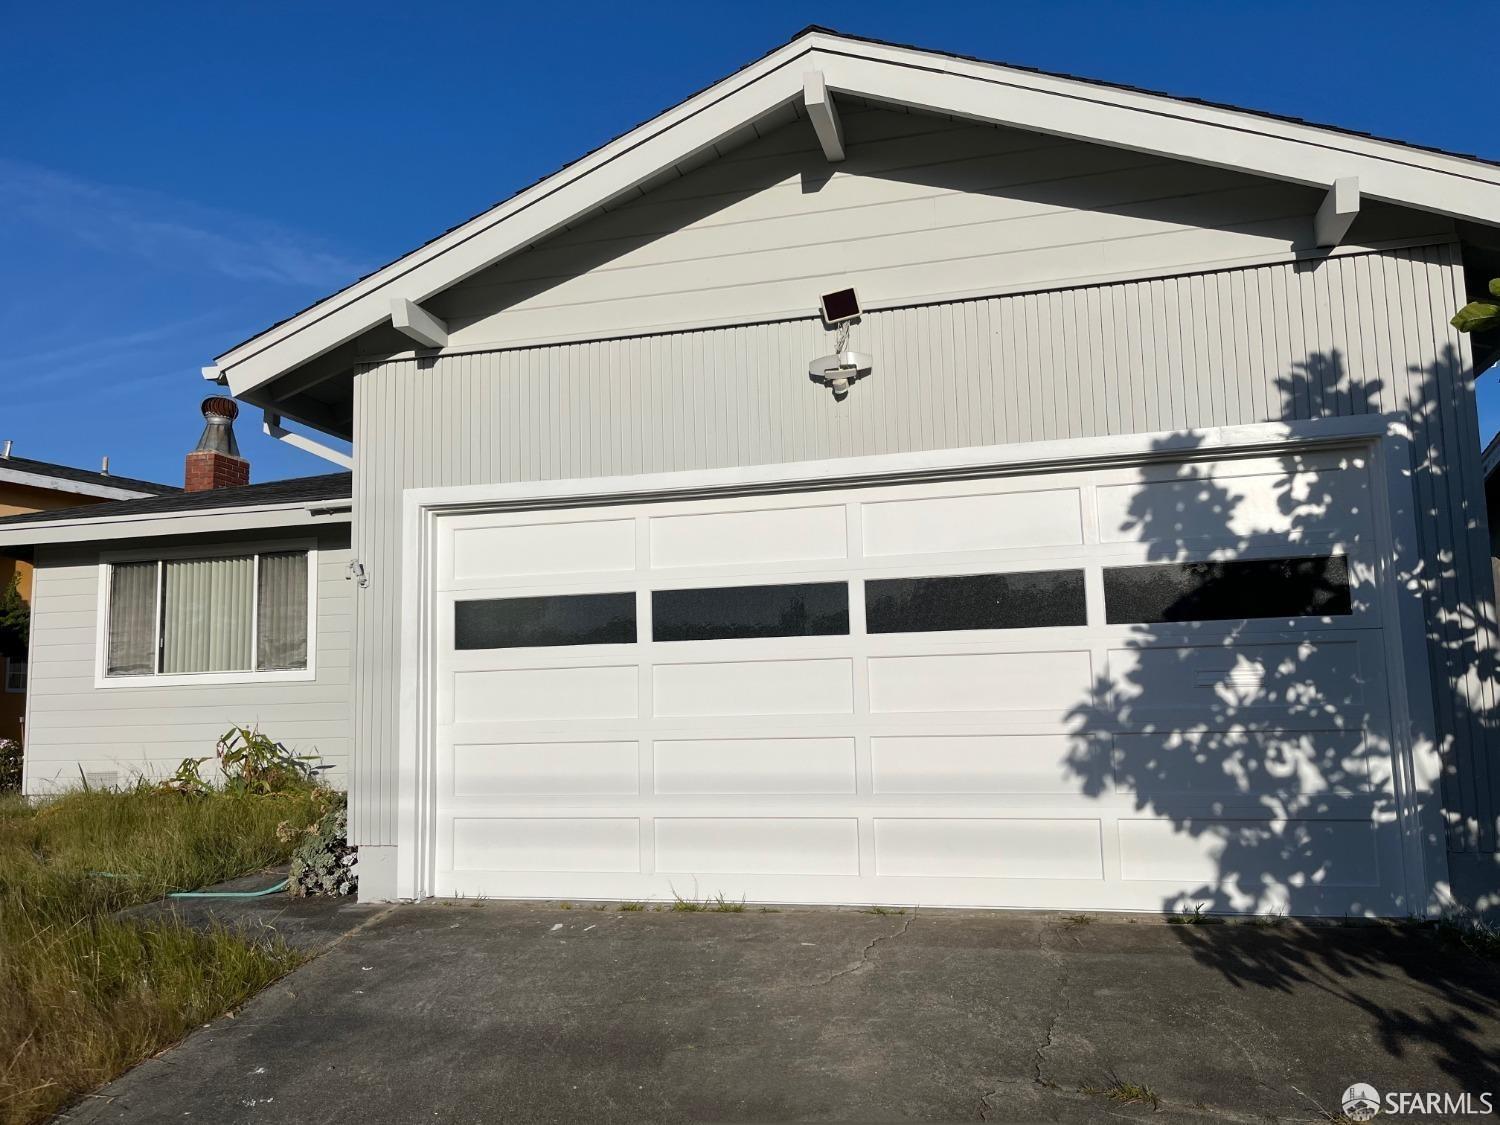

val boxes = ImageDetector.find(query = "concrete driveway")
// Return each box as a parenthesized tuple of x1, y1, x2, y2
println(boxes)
(71, 901, 1500, 1123)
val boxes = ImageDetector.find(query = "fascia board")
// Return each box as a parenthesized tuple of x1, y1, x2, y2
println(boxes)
(826, 38, 1500, 189)
(0, 467, 162, 502)
(0, 501, 352, 549)
(816, 49, 1500, 221)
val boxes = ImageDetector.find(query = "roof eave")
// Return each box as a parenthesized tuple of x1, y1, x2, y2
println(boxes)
(0, 498, 352, 550)
(214, 27, 1500, 408)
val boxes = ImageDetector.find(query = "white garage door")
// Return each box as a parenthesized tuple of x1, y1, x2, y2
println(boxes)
(428, 446, 1416, 915)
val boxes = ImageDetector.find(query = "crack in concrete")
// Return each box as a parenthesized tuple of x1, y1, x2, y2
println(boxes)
(1031, 921, 1070, 1089)
(819, 912, 915, 985)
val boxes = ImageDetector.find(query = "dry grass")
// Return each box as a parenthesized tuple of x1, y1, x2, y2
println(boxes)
(0, 787, 330, 1125)
(1082, 1071, 1161, 1109)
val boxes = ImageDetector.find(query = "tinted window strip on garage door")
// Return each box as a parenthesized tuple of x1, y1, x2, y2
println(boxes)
(866, 570, 1087, 633)
(653, 582, 849, 641)
(1103, 554, 1351, 625)
(455, 592, 637, 649)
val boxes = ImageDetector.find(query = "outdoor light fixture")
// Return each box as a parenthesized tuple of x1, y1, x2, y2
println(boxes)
(809, 348, 873, 397)
(809, 286, 871, 397)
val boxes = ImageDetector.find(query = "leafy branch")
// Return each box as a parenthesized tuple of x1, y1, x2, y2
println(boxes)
(1451, 277, 1500, 334)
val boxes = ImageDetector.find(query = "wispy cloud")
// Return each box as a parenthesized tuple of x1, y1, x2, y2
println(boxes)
(0, 159, 367, 289)
(0, 317, 240, 410)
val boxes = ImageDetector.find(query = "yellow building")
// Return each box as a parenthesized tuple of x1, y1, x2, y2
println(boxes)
(0, 445, 174, 743)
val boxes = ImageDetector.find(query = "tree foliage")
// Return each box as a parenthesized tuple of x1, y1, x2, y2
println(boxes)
(0, 577, 28, 661)
(1451, 277, 1500, 334)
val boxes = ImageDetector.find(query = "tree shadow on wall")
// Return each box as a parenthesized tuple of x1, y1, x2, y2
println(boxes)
(1062, 347, 1500, 1090)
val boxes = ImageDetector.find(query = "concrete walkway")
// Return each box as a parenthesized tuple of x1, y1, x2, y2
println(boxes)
(66, 902, 1500, 1123)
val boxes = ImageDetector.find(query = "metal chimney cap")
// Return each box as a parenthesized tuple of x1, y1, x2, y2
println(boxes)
(201, 396, 239, 421)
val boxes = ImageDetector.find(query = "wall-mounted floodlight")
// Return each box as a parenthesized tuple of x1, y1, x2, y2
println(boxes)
(819, 287, 861, 326)
(809, 349, 873, 398)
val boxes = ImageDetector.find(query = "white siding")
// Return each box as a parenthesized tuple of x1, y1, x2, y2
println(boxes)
(353, 245, 1497, 863)
(424, 104, 1451, 351)
(22, 526, 353, 791)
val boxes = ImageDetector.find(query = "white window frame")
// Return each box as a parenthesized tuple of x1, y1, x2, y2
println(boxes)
(3, 657, 25, 694)
(94, 539, 318, 688)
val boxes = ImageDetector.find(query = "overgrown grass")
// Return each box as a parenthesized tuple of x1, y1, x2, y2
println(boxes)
(0, 786, 331, 1125)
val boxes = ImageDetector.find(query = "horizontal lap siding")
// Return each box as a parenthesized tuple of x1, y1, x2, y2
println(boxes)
(22, 528, 354, 792)
(352, 244, 1497, 856)
(427, 104, 1449, 350)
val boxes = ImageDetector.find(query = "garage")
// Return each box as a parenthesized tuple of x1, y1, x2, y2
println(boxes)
(408, 429, 1432, 914)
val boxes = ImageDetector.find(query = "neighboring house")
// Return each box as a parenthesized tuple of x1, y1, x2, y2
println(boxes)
(5, 27, 1500, 916)
(0, 445, 176, 743)
(0, 400, 352, 791)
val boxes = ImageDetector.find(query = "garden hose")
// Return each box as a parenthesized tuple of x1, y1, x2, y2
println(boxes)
(167, 878, 290, 899)
(86, 872, 290, 898)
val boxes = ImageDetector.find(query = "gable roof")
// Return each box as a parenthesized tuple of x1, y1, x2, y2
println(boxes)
(0, 473, 351, 550)
(213, 25, 1500, 429)
(0, 453, 178, 502)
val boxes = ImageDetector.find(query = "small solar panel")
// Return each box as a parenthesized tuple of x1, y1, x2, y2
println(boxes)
(819, 288, 861, 325)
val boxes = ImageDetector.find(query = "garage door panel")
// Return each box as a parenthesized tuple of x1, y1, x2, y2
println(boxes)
(650, 504, 847, 569)
(451, 817, 641, 873)
(861, 487, 1083, 556)
(655, 817, 860, 876)
(451, 665, 640, 723)
(1095, 455, 1373, 547)
(874, 818, 1104, 879)
(1106, 640, 1370, 719)
(1116, 817, 1381, 887)
(654, 737, 857, 795)
(867, 650, 1093, 714)
(653, 658, 854, 717)
(449, 517, 637, 584)
(1111, 730, 1371, 799)
(871, 733, 1100, 795)
(451, 741, 641, 797)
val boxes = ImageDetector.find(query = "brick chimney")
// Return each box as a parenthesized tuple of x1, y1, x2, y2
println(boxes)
(184, 396, 250, 492)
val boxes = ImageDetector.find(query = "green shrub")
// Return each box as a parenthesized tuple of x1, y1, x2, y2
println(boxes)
(158, 725, 323, 797)
(288, 802, 357, 897)
(0, 739, 19, 792)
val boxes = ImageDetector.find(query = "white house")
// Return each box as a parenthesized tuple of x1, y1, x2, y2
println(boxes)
(5, 27, 1500, 917)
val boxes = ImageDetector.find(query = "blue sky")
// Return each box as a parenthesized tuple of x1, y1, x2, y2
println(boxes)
(2, 0, 1495, 485)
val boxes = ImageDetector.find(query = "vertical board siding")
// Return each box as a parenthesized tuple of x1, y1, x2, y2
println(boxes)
(22, 527, 354, 791)
(353, 244, 1497, 855)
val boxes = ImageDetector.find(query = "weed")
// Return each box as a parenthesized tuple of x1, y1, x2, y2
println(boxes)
(156, 727, 324, 798)
(618, 902, 645, 912)
(759, 907, 781, 913)
(1082, 1071, 1160, 1110)
(1060, 913, 1093, 928)
(861, 905, 907, 916)
(671, 891, 746, 912)
(559, 901, 573, 910)
(1167, 903, 1224, 925)
(1435, 914, 1500, 960)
